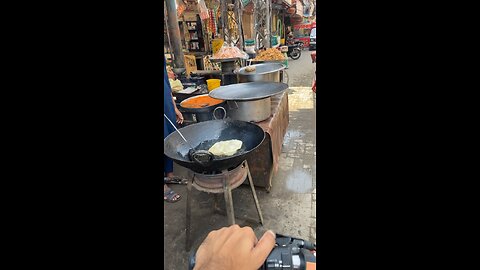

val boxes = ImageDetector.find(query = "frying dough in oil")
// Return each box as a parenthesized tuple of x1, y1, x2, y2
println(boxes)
(208, 140, 243, 156)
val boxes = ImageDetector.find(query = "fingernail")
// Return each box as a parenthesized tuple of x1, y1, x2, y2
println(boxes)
(267, 230, 276, 239)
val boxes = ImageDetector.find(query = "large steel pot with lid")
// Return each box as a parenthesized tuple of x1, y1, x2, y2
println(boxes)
(236, 63, 287, 83)
(209, 82, 288, 122)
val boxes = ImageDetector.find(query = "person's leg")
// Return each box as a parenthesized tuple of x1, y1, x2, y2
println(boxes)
(164, 120, 181, 202)
(164, 155, 181, 202)
(164, 155, 174, 178)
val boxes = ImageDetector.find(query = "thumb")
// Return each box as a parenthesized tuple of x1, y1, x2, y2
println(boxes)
(251, 230, 276, 267)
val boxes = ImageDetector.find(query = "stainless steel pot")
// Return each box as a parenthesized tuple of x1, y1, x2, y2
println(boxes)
(237, 63, 286, 83)
(227, 98, 271, 122)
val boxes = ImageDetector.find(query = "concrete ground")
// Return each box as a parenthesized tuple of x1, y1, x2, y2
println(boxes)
(164, 52, 316, 269)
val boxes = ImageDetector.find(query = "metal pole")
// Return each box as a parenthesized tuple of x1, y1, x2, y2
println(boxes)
(265, 0, 271, 48)
(164, 2, 173, 57)
(165, 0, 185, 68)
(236, 0, 244, 50)
(222, 1, 230, 45)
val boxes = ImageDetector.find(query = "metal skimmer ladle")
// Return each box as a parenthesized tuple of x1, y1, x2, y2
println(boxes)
(163, 114, 214, 165)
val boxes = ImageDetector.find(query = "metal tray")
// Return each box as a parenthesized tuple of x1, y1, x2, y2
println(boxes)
(208, 82, 288, 101)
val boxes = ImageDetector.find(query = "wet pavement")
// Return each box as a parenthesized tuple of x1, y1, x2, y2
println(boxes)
(164, 52, 316, 269)
(286, 49, 316, 87)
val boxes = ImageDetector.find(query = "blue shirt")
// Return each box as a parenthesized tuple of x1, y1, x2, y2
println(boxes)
(164, 58, 176, 138)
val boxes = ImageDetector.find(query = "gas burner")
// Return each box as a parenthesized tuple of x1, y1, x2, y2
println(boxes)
(192, 161, 247, 193)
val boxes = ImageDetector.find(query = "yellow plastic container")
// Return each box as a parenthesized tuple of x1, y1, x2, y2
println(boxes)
(280, 38, 285, 45)
(207, 79, 221, 91)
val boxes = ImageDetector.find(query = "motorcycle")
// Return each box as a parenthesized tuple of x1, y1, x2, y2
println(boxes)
(287, 44, 302, 60)
(293, 40, 305, 50)
(286, 37, 305, 51)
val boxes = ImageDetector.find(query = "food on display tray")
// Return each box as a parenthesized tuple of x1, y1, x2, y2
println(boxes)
(212, 45, 248, 60)
(253, 48, 286, 61)
(169, 79, 184, 92)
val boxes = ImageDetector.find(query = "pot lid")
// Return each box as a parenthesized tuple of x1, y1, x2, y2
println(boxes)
(208, 82, 288, 101)
(237, 63, 286, 75)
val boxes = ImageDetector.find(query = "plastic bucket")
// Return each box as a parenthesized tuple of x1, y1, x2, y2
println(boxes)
(207, 79, 221, 91)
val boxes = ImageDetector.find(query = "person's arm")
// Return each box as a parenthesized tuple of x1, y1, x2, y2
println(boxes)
(172, 93, 177, 108)
(193, 225, 275, 270)
(172, 93, 184, 124)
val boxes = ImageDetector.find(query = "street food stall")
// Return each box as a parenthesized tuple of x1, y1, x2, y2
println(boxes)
(162, 1, 321, 253)
(165, 0, 292, 191)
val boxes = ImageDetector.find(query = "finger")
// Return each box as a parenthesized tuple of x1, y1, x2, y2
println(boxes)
(209, 226, 233, 250)
(240, 226, 258, 246)
(226, 226, 257, 248)
(251, 230, 276, 267)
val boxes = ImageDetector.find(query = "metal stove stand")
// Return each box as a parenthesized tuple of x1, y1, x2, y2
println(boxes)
(185, 160, 264, 251)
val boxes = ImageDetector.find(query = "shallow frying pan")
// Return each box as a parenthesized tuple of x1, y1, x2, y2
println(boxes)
(164, 119, 265, 173)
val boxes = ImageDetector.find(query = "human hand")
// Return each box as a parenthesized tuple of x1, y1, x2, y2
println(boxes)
(193, 225, 275, 270)
(175, 107, 184, 124)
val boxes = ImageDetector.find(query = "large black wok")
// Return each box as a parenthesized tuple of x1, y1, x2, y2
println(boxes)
(164, 119, 265, 173)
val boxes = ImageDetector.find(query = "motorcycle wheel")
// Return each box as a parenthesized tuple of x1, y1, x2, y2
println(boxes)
(290, 49, 301, 60)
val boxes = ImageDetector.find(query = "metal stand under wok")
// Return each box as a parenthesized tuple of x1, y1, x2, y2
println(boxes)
(185, 160, 264, 251)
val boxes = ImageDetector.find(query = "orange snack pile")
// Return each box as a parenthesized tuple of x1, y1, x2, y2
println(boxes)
(181, 96, 224, 109)
(253, 48, 286, 61)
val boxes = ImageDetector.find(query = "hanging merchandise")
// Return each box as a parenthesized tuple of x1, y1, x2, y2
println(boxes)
(198, 0, 210, 20)
(212, 7, 218, 37)
(208, 9, 215, 34)
(176, 0, 186, 17)
(227, 4, 239, 43)
(212, 38, 224, 54)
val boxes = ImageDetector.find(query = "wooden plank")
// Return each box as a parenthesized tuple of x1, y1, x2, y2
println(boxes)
(244, 136, 273, 189)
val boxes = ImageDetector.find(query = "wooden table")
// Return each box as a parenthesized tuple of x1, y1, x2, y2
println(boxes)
(244, 91, 289, 191)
